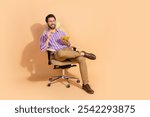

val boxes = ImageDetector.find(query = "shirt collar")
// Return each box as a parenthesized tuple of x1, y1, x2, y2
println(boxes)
(47, 28, 59, 33)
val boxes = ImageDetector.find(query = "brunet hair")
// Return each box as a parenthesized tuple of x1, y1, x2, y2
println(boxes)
(45, 14, 56, 23)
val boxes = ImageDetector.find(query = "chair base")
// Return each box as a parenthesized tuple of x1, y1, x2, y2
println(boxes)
(47, 75, 80, 88)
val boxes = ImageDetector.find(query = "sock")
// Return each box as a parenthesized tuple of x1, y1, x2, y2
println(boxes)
(80, 52, 85, 56)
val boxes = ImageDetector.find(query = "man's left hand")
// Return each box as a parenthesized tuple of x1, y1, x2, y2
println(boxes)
(61, 39, 70, 46)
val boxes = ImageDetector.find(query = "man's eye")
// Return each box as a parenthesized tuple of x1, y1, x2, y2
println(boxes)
(49, 20, 55, 22)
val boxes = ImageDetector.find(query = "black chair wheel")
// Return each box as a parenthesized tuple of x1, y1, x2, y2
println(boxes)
(76, 79, 80, 83)
(47, 83, 51, 87)
(66, 84, 70, 88)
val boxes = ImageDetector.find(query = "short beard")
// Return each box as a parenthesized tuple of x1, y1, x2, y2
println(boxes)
(48, 24, 56, 30)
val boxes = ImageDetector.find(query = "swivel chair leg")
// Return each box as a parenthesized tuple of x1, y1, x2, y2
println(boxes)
(47, 76, 62, 87)
(66, 76, 80, 83)
(49, 76, 62, 82)
(47, 69, 80, 87)
(66, 78, 70, 88)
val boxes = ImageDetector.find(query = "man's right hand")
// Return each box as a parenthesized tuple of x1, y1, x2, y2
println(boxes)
(46, 31, 52, 40)
(45, 31, 52, 46)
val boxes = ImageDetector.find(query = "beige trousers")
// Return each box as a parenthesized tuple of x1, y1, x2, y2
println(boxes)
(54, 47, 89, 85)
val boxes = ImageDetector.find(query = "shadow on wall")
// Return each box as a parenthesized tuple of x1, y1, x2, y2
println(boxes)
(20, 23, 61, 82)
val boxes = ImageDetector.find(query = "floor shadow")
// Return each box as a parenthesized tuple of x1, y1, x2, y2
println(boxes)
(20, 23, 61, 82)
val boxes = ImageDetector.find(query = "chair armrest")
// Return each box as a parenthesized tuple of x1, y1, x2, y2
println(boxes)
(47, 48, 55, 52)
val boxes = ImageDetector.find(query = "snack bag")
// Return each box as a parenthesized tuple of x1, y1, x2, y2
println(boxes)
(61, 36, 70, 41)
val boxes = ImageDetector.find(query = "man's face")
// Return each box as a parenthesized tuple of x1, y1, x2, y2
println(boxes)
(47, 17, 56, 29)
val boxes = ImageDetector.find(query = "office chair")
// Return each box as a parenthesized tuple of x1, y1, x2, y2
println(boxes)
(47, 47, 80, 88)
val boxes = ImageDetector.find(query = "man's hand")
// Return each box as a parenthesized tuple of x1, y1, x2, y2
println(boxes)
(45, 31, 52, 46)
(46, 31, 52, 40)
(61, 39, 70, 46)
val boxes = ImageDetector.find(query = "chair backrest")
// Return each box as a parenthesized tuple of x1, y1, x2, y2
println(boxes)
(47, 51, 53, 65)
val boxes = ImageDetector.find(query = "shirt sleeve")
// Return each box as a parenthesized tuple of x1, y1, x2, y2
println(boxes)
(40, 31, 48, 52)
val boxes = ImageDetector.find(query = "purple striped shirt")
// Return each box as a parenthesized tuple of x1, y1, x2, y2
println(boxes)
(40, 29, 70, 52)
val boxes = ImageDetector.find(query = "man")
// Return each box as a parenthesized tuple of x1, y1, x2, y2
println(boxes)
(40, 14, 96, 94)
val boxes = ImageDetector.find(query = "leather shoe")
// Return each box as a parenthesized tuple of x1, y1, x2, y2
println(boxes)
(82, 51, 96, 60)
(82, 84, 94, 94)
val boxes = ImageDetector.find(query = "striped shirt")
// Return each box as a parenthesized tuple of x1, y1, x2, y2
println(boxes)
(40, 28, 70, 52)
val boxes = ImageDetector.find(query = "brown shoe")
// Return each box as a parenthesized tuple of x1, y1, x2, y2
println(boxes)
(82, 51, 96, 60)
(82, 84, 94, 94)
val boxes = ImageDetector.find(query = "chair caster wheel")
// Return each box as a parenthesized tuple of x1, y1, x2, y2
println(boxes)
(76, 80, 80, 83)
(47, 83, 51, 87)
(66, 84, 70, 88)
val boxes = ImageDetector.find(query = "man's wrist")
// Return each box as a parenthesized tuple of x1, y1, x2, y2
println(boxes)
(45, 35, 51, 42)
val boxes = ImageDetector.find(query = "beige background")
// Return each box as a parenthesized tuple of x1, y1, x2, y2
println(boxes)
(0, 0, 150, 100)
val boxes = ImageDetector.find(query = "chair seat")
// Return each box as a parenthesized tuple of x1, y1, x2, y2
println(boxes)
(51, 59, 73, 66)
